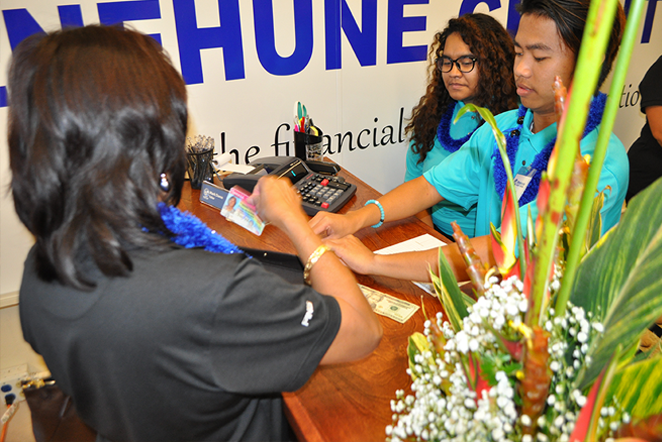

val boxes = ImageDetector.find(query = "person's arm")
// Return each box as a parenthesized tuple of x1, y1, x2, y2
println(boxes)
(309, 176, 444, 238)
(325, 234, 495, 283)
(645, 105, 662, 147)
(414, 209, 434, 228)
(246, 176, 382, 365)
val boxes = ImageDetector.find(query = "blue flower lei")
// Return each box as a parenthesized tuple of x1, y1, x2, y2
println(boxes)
(493, 92, 607, 206)
(436, 101, 479, 153)
(158, 202, 244, 255)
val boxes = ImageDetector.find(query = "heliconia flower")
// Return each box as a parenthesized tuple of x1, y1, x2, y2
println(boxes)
(467, 354, 491, 399)
(519, 325, 552, 435)
(568, 363, 606, 442)
(554, 76, 568, 122)
(452, 222, 488, 296)
(614, 413, 662, 441)
(547, 76, 569, 177)
(495, 331, 524, 361)
(564, 141, 589, 232)
(492, 181, 519, 278)
(537, 175, 551, 215)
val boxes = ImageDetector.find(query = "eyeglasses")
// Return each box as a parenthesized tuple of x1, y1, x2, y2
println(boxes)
(437, 55, 478, 74)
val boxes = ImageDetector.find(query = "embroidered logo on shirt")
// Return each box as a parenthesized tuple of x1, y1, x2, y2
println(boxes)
(301, 301, 314, 327)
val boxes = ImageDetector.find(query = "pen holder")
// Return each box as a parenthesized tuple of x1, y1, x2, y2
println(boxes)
(294, 131, 324, 162)
(186, 147, 214, 189)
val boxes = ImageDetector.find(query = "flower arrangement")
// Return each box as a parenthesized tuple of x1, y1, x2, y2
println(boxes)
(387, 0, 662, 440)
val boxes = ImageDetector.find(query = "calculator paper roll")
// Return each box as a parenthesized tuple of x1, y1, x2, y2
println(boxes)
(215, 152, 254, 174)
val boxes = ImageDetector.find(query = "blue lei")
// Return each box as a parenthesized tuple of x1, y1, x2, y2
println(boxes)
(158, 203, 244, 254)
(493, 92, 607, 206)
(436, 101, 478, 153)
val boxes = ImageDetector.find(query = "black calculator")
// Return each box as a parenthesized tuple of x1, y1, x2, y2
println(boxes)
(222, 156, 357, 216)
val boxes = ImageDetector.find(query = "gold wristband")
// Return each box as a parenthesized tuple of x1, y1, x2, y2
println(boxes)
(303, 244, 332, 285)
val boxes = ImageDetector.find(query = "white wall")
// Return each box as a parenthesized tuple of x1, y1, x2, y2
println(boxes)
(0, 0, 661, 368)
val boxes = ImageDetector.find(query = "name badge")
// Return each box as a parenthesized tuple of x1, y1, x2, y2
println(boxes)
(513, 166, 537, 201)
(200, 181, 229, 210)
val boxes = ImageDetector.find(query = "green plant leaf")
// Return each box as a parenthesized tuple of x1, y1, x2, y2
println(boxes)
(430, 247, 468, 332)
(570, 177, 662, 389)
(407, 332, 431, 381)
(569, 346, 620, 442)
(555, 0, 646, 317)
(608, 355, 662, 418)
(585, 189, 605, 253)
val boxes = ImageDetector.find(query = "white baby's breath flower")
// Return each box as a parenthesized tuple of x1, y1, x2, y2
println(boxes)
(521, 414, 532, 426)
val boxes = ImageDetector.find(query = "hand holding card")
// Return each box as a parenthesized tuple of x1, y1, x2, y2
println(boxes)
(221, 186, 265, 236)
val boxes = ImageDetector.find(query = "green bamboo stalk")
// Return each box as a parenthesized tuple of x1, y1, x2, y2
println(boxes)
(554, 0, 647, 317)
(529, 0, 619, 326)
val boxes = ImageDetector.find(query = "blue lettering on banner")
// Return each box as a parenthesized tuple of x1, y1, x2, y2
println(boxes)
(58, 4, 84, 27)
(173, 0, 245, 84)
(386, 0, 428, 64)
(98, 0, 162, 44)
(1, 0, 660, 108)
(459, 0, 521, 35)
(325, 0, 377, 69)
(254, 0, 313, 76)
(3, 9, 45, 50)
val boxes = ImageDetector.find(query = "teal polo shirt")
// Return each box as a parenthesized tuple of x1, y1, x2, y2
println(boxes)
(405, 101, 480, 237)
(423, 107, 628, 237)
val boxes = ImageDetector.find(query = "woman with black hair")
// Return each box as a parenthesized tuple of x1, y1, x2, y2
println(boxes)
(405, 13, 518, 238)
(8, 25, 381, 442)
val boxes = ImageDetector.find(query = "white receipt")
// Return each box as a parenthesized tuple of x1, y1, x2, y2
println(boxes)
(214, 152, 254, 174)
(374, 234, 446, 295)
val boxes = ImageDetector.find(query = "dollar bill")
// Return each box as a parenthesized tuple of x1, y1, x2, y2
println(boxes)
(358, 284, 420, 323)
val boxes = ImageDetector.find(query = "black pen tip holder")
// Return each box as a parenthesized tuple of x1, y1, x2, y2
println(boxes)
(294, 131, 324, 162)
(186, 147, 214, 189)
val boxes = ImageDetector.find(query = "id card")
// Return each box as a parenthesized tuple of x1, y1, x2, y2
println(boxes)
(513, 166, 537, 201)
(221, 186, 265, 236)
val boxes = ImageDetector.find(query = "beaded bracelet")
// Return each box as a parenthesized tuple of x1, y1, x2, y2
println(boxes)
(303, 244, 332, 285)
(365, 199, 385, 228)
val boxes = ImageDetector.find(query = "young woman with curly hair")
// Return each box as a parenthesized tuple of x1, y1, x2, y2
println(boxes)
(404, 13, 518, 238)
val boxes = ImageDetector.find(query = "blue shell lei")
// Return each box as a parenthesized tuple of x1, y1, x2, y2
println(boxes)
(158, 203, 244, 255)
(436, 101, 478, 153)
(493, 92, 607, 206)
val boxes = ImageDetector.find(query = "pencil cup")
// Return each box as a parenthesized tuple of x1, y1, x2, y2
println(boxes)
(294, 131, 324, 162)
(186, 147, 214, 189)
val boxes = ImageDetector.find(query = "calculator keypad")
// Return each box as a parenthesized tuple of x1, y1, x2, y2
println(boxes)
(297, 174, 352, 210)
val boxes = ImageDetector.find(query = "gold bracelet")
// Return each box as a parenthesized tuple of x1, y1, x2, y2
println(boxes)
(303, 244, 332, 285)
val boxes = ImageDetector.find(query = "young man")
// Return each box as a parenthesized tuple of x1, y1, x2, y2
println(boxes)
(311, 0, 628, 282)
